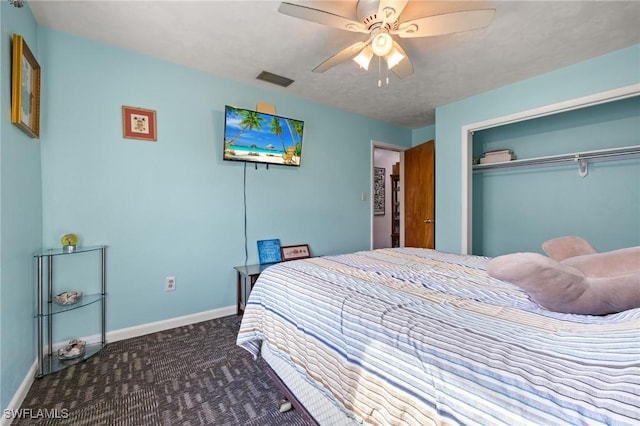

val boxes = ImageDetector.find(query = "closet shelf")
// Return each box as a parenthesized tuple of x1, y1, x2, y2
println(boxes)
(473, 144, 640, 176)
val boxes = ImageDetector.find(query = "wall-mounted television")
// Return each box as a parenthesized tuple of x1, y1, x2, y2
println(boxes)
(223, 105, 304, 167)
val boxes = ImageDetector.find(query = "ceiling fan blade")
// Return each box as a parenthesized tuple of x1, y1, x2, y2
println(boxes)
(389, 41, 413, 79)
(392, 9, 495, 38)
(278, 2, 368, 33)
(378, 0, 408, 24)
(313, 41, 368, 73)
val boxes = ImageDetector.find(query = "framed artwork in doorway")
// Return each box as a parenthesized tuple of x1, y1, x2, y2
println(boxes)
(374, 167, 385, 215)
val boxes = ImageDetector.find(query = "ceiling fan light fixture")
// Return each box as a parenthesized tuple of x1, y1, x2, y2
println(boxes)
(353, 46, 374, 70)
(371, 32, 393, 57)
(385, 47, 405, 70)
(278, 1, 495, 83)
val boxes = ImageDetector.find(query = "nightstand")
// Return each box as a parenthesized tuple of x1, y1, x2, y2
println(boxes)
(233, 263, 278, 315)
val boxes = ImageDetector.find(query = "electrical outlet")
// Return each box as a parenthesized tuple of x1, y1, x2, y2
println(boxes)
(165, 276, 176, 291)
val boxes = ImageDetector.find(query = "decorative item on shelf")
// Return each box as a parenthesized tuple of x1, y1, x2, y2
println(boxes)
(55, 291, 82, 305)
(392, 162, 399, 176)
(257, 239, 282, 264)
(478, 149, 516, 164)
(281, 244, 311, 261)
(61, 233, 79, 252)
(57, 339, 86, 360)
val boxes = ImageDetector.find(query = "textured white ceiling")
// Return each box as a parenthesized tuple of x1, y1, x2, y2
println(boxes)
(28, 1, 640, 128)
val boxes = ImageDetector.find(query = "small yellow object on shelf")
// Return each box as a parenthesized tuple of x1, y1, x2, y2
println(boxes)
(61, 233, 79, 252)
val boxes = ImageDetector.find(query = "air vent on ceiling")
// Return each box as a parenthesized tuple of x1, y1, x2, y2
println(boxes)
(256, 71, 294, 88)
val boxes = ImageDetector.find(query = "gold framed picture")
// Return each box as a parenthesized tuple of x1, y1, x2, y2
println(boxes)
(122, 106, 157, 141)
(11, 34, 41, 138)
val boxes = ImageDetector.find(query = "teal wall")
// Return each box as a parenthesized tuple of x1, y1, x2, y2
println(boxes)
(412, 124, 435, 146)
(36, 28, 412, 337)
(435, 44, 640, 253)
(0, 2, 43, 414)
(472, 96, 640, 256)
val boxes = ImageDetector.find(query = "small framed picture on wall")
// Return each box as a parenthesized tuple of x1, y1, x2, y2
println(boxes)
(122, 106, 157, 141)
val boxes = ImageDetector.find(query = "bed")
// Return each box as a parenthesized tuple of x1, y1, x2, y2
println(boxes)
(236, 248, 640, 425)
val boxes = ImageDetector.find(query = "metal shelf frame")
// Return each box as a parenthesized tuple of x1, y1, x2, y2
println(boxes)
(34, 245, 107, 378)
(473, 145, 640, 177)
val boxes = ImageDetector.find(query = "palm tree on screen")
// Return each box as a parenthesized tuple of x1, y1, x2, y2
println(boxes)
(282, 119, 304, 154)
(292, 120, 304, 156)
(269, 117, 287, 153)
(225, 108, 265, 146)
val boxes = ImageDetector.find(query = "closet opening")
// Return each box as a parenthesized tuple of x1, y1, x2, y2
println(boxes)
(460, 84, 640, 255)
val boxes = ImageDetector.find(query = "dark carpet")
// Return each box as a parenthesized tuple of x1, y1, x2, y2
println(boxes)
(16, 315, 307, 425)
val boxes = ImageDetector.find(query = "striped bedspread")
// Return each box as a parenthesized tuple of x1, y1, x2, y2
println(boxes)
(237, 248, 640, 425)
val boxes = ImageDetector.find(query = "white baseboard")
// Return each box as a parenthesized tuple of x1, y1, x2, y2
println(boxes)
(1, 361, 37, 426)
(42, 305, 237, 353)
(106, 305, 236, 343)
(3, 305, 236, 425)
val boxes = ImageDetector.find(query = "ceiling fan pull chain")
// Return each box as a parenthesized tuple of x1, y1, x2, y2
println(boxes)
(386, 61, 390, 86)
(378, 56, 382, 88)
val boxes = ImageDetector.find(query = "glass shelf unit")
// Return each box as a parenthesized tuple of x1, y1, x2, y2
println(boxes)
(34, 245, 106, 257)
(35, 293, 103, 316)
(38, 342, 105, 378)
(33, 245, 107, 378)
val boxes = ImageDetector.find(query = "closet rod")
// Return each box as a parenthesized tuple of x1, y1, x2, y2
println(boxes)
(473, 144, 640, 174)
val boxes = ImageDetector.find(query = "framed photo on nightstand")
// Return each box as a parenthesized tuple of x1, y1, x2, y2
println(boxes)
(281, 244, 311, 261)
(257, 239, 282, 264)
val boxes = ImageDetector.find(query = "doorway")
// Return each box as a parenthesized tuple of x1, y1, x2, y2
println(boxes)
(371, 141, 436, 250)
(404, 140, 435, 249)
(372, 145, 402, 249)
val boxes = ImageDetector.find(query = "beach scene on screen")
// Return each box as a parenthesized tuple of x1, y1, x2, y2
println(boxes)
(224, 106, 304, 166)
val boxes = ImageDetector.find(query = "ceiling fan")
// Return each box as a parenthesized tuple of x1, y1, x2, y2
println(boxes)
(278, 0, 495, 82)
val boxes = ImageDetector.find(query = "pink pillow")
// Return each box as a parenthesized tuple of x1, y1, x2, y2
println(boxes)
(542, 236, 597, 261)
(487, 252, 640, 315)
(563, 247, 640, 278)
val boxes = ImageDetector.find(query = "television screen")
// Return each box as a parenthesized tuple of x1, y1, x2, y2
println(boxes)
(223, 105, 304, 167)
